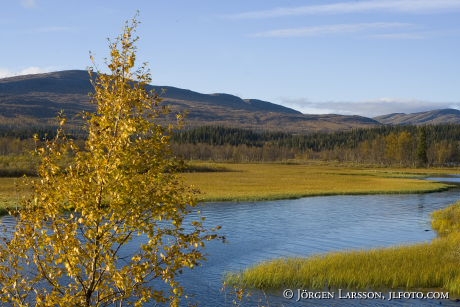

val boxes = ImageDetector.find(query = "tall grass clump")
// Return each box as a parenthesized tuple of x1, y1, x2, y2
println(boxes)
(432, 202, 460, 237)
(226, 201, 460, 295)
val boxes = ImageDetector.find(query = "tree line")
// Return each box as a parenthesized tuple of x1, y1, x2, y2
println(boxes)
(1, 124, 459, 167)
(172, 124, 460, 167)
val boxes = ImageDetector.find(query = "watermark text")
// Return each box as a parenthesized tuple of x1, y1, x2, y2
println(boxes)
(282, 289, 449, 302)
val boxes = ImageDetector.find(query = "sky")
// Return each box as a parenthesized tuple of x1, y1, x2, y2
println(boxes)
(1, 0, 460, 117)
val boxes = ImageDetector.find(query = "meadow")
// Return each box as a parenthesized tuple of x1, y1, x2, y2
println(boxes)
(182, 162, 454, 201)
(0, 161, 456, 215)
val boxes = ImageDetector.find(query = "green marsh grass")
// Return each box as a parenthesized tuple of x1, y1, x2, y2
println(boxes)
(0, 161, 457, 213)
(226, 201, 460, 295)
(182, 162, 455, 201)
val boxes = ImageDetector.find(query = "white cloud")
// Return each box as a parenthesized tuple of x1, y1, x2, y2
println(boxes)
(0, 66, 53, 78)
(20, 0, 37, 9)
(252, 22, 414, 38)
(280, 97, 460, 117)
(367, 32, 426, 39)
(0, 68, 14, 78)
(228, 0, 460, 19)
(19, 66, 50, 75)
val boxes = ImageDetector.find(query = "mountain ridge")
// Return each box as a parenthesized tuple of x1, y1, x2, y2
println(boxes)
(1, 70, 459, 132)
(374, 108, 460, 125)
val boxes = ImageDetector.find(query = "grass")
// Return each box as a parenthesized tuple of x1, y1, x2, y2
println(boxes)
(0, 154, 37, 177)
(1, 162, 456, 214)
(225, 200, 460, 296)
(182, 162, 456, 201)
(0, 177, 31, 215)
(225, 236, 460, 293)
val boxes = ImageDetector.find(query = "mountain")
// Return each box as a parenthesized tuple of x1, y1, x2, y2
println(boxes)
(0, 70, 379, 133)
(0, 70, 92, 119)
(374, 109, 460, 125)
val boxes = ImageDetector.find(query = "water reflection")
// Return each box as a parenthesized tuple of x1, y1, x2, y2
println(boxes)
(426, 176, 460, 184)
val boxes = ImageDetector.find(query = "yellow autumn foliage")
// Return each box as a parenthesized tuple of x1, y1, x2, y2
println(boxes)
(0, 15, 218, 307)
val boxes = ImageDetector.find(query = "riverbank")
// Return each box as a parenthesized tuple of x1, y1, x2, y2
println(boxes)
(182, 162, 456, 201)
(1, 162, 457, 214)
(225, 199, 460, 296)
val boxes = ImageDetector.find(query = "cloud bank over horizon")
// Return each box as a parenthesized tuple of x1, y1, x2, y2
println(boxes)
(0, 66, 54, 79)
(280, 98, 460, 118)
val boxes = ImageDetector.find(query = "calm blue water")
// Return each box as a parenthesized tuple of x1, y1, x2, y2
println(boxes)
(177, 188, 460, 306)
(2, 187, 460, 306)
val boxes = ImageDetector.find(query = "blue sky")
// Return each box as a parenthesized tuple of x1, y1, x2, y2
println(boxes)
(1, 0, 460, 117)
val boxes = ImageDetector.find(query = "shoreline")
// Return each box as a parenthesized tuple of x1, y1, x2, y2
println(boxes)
(197, 184, 453, 203)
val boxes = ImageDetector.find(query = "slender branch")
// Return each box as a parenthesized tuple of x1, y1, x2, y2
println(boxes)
(34, 249, 65, 295)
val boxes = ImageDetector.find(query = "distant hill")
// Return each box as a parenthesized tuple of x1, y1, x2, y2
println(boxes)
(374, 109, 460, 125)
(0, 70, 380, 133)
(0, 70, 91, 119)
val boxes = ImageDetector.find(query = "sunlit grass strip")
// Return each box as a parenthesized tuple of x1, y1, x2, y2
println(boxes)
(0, 162, 457, 212)
(226, 201, 460, 295)
(182, 162, 455, 202)
(226, 236, 460, 292)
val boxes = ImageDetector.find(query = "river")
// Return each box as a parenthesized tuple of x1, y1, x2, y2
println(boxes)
(178, 186, 460, 306)
(1, 184, 460, 306)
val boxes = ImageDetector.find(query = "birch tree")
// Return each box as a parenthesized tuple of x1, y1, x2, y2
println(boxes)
(0, 16, 217, 307)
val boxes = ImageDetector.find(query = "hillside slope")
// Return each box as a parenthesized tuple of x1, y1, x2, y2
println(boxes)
(374, 109, 460, 125)
(1, 70, 380, 132)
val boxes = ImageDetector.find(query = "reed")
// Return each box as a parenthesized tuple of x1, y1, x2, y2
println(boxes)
(226, 201, 460, 295)
(432, 202, 460, 237)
